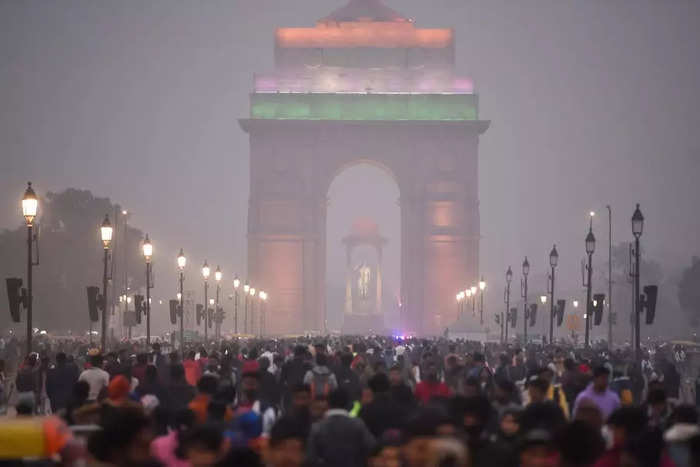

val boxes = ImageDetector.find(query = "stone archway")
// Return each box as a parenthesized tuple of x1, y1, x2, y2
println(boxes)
(239, 0, 489, 336)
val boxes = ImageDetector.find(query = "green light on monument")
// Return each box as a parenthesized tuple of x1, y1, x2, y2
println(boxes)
(251, 93, 478, 121)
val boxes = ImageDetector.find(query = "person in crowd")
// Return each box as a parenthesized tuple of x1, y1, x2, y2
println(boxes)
(645, 388, 673, 429)
(303, 352, 338, 399)
(263, 416, 307, 467)
(388, 363, 416, 410)
(573, 366, 620, 420)
(595, 407, 648, 467)
(335, 352, 362, 403)
(237, 363, 277, 435)
(132, 353, 149, 384)
(15, 353, 40, 412)
(78, 354, 110, 402)
(136, 365, 168, 407)
(167, 364, 197, 412)
(151, 408, 196, 467)
(415, 362, 450, 404)
(258, 355, 281, 410)
(178, 423, 228, 467)
(189, 374, 232, 424)
(359, 372, 406, 439)
(87, 407, 156, 466)
(664, 404, 700, 467)
(280, 345, 312, 409)
(46, 352, 79, 413)
(183, 350, 202, 387)
(307, 388, 376, 467)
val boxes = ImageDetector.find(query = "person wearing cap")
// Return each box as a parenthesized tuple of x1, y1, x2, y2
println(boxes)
(573, 366, 620, 420)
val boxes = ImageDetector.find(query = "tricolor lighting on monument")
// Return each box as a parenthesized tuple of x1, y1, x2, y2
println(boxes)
(240, 0, 489, 335)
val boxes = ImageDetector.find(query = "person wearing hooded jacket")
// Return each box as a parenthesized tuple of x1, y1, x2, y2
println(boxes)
(303, 353, 338, 399)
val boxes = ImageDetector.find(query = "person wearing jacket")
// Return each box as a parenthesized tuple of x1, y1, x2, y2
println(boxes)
(46, 352, 79, 413)
(303, 353, 338, 399)
(307, 388, 376, 467)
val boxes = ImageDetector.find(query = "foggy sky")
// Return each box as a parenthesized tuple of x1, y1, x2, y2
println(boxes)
(1, 0, 699, 334)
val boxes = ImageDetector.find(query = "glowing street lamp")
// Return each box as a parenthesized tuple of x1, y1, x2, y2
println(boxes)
(214, 266, 222, 338)
(548, 244, 558, 344)
(631, 204, 645, 360)
(504, 266, 513, 343)
(21, 182, 39, 353)
(202, 261, 210, 341)
(584, 212, 596, 347)
(249, 287, 257, 334)
(243, 282, 250, 333)
(176, 249, 186, 353)
(99, 214, 113, 351)
(22, 182, 38, 226)
(540, 295, 547, 305)
(141, 235, 154, 345)
(233, 276, 241, 334)
(478, 277, 486, 324)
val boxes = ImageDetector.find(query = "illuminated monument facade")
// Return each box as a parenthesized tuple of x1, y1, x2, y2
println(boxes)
(240, 0, 489, 335)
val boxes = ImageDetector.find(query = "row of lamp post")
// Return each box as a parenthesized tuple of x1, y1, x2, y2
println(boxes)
(455, 279, 487, 324)
(492, 205, 647, 352)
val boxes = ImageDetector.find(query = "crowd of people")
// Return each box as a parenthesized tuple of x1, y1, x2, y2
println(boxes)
(0, 335, 698, 467)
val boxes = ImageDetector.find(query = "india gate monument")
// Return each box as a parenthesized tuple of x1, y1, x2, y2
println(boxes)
(239, 0, 490, 336)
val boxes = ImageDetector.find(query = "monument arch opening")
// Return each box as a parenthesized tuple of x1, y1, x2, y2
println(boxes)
(325, 163, 401, 334)
(239, 0, 489, 335)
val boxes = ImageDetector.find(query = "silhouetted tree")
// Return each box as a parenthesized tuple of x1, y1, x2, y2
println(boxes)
(0, 188, 144, 332)
(679, 257, 700, 328)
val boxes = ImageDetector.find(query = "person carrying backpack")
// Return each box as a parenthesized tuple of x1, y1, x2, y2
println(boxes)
(304, 353, 338, 399)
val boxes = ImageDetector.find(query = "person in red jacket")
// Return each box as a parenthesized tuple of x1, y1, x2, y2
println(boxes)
(415, 362, 450, 404)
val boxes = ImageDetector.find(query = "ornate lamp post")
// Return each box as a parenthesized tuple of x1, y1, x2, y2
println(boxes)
(100, 215, 113, 351)
(470, 285, 477, 315)
(479, 277, 486, 325)
(584, 213, 596, 348)
(243, 282, 250, 333)
(142, 235, 153, 345)
(215, 266, 222, 339)
(521, 257, 530, 343)
(548, 245, 559, 344)
(202, 261, 210, 341)
(22, 182, 38, 354)
(259, 290, 267, 336)
(177, 249, 186, 353)
(632, 204, 644, 360)
(504, 266, 512, 343)
(249, 287, 257, 335)
(456, 291, 465, 316)
(233, 276, 241, 334)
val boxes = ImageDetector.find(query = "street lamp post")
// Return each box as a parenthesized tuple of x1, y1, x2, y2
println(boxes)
(259, 291, 267, 336)
(143, 235, 153, 346)
(549, 245, 559, 345)
(504, 267, 512, 344)
(243, 283, 250, 334)
(215, 266, 222, 339)
(632, 204, 644, 361)
(21, 182, 38, 354)
(584, 213, 596, 348)
(233, 277, 240, 334)
(177, 249, 186, 353)
(100, 215, 113, 352)
(521, 257, 530, 344)
(202, 261, 210, 341)
(470, 286, 477, 316)
(479, 277, 486, 325)
(456, 292, 465, 316)
(249, 287, 257, 335)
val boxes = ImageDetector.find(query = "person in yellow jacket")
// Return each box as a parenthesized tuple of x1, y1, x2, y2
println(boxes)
(525, 375, 570, 419)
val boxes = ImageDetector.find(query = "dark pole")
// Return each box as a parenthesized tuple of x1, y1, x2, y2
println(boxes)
(607, 205, 613, 349)
(479, 288, 484, 325)
(204, 280, 208, 342)
(523, 275, 528, 344)
(27, 223, 33, 355)
(505, 281, 510, 344)
(179, 271, 184, 355)
(215, 283, 220, 339)
(251, 298, 256, 335)
(244, 293, 248, 334)
(585, 252, 593, 348)
(234, 290, 239, 334)
(146, 261, 151, 346)
(102, 247, 109, 351)
(634, 236, 641, 360)
(549, 265, 555, 345)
